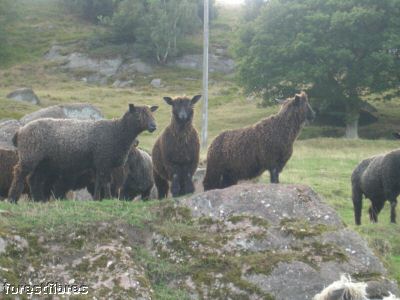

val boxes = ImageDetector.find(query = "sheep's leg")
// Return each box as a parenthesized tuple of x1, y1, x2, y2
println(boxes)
(94, 173, 102, 200)
(171, 174, 181, 197)
(221, 173, 237, 188)
(28, 171, 49, 202)
(183, 172, 195, 195)
(203, 166, 223, 191)
(389, 199, 397, 224)
(270, 168, 280, 184)
(154, 170, 169, 199)
(8, 163, 33, 203)
(368, 199, 384, 223)
(352, 184, 363, 225)
(141, 187, 152, 201)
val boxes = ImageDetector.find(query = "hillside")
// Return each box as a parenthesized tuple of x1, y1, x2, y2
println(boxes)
(0, 0, 400, 296)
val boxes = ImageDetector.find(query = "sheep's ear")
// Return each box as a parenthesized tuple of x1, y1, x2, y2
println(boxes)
(150, 105, 158, 112)
(392, 132, 400, 139)
(293, 94, 302, 105)
(133, 139, 139, 147)
(129, 104, 135, 113)
(191, 95, 202, 105)
(163, 97, 173, 105)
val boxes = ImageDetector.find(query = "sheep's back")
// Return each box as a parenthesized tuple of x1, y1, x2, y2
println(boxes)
(16, 118, 94, 169)
(126, 148, 154, 190)
(360, 155, 385, 199)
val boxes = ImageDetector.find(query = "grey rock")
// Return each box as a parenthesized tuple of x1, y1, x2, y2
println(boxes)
(65, 52, 122, 78)
(150, 78, 162, 88)
(172, 184, 399, 299)
(20, 103, 104, 125)
(193, 168, 206, 194)
(126, 58, 153, 74)
(44, 45, 65, 61)
(112, 79, 134, 88)
(6, 88, 40, 105)
(0, 237, 6, 254)
(170, 54, 235, 74)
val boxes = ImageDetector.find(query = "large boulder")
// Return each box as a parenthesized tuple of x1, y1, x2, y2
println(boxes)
(157, 183, 398, 299)
(6, 88, 40, 105)
(20, 103, 104, 125)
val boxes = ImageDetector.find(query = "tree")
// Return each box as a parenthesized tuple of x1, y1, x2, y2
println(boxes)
(234, 0, 400, 138)
(143, 0, 201, 64)
(63, 0, 117, 23)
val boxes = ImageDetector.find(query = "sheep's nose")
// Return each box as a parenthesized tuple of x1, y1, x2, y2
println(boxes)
(179, 111, 187, 120)
(148, 123, 157, 132)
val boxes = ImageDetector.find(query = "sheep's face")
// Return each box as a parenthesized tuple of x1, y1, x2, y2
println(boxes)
(128, 104, 158, 133)
(164, 95, 202, 126)
(280, 92, 315, 123)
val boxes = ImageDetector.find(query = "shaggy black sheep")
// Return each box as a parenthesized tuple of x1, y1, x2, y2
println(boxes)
(351, 135, 400, 224)
(203, 92, 315, 190)
(9, 104, 158, 202)
(152, 95, 201, 198)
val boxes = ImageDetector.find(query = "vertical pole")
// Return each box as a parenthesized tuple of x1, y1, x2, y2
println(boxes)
(201, 0, 209, 149)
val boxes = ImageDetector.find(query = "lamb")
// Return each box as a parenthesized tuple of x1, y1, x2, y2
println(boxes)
(351, 133, 400, 224)
(152, 95, 201, 198)
(119, 144, 154, 201)
(203, 92, 315, 190)
(8, 104, 158, 202)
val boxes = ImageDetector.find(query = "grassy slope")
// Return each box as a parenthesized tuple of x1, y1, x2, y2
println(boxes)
(0, 0, 399, 290)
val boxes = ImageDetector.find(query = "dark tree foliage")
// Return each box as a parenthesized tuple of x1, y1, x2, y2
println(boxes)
(64, 0, 118, 23)
(234, 0, 400, 138)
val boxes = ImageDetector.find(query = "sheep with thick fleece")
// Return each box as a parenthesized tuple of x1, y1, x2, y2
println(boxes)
(203, 92, 315, 190)
(351, 135, 400, 224)
(8, 104, 158, 202)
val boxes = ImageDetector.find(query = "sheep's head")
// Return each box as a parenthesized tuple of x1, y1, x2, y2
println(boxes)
(277, 92, 315, 123)
(126, 104, 158, 133)
(164, 95, 202, 127)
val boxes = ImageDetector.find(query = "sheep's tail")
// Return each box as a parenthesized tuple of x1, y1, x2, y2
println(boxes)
(313, 274, 368, 300)
(12, 131, 19, 147)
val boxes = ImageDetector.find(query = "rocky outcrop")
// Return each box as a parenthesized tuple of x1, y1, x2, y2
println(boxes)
(6, 88, 40, 105)
(170, 54, 235, 74)
(170, 184, 398, 299)
(0, 184, 397, 299)
(20, 103, 104, 125)
(44, 46, 153, 85)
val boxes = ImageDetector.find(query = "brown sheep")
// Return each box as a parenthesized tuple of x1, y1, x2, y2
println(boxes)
(8, 104, 158, 202)
(0, 144, 31, 199)
(152, 95, 201, 198)
(203, 92, 315, 190)
(0, 144, 20, 199)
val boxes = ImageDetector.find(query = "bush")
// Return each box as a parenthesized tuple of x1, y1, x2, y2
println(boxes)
(64, 0, 117, 23)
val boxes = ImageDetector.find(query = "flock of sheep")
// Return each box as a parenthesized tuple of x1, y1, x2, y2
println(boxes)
(0, 91, 399, 225)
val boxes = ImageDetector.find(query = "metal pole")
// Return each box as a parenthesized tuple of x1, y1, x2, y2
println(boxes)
(201, 0, 209, 149)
